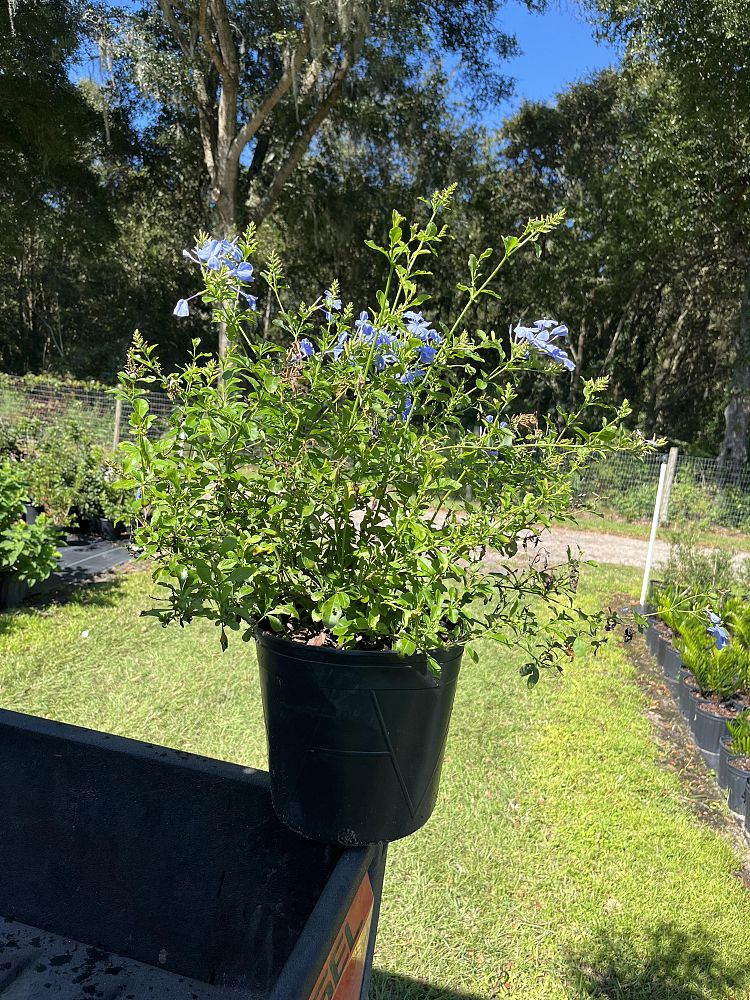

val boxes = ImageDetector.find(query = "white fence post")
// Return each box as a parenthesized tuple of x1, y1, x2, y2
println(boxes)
(640, 460, 668, 607)
(659, 446, 679, 525)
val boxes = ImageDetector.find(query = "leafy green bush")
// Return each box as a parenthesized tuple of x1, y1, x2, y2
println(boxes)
(76, 447, 129, 524)
(659, 526, 748, 599)
(676, 619, 743, 699)
(0, 408, 128, 530)
(609, 483, 657, 520)
(118, 194, 646, 672)
(0, 462, 59, 585)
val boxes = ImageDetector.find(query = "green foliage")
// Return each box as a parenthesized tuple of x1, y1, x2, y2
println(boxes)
(24, 415, 94, 525)
(73, 446, 128, 523)
(0, 405, 129, 528)
(0, 462, 59, 585)
(726, 711, 750, 757)
(674, 616, 743, 700)
(118, 196, 646, 671)
(659, 526, 750, 600)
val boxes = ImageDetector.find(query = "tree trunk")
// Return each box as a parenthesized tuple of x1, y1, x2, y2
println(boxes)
(212, 168, 237, 357)
(719, 267, 750, 473)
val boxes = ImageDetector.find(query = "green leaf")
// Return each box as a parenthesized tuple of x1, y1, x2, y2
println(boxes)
(395, 636, 416, 656)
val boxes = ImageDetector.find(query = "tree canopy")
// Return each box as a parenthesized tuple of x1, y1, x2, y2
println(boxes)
(2, 0, 750, 457)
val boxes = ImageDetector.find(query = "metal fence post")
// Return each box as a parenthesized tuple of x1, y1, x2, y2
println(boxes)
(112, 398, 123, 451)
(659, 447, 679, 525)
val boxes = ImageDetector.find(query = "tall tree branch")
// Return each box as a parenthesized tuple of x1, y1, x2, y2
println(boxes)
(250, 46, 359, 223)
(229, 31, 309, 166)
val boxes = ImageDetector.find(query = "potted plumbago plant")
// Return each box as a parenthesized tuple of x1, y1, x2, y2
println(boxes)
(0, 462, 60, 609)
(117, 187, 646, 845)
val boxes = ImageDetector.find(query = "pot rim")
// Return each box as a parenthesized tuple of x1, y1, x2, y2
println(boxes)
(255, 628, 464, 666)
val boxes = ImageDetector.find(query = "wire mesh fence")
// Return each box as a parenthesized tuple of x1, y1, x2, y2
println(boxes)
(0, 374, 172, 448)
(4, 372, 750, 535)
(579, 451, 750, 533)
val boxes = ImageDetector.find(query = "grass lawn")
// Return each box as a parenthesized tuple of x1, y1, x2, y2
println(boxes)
(2, 564, 750, 999)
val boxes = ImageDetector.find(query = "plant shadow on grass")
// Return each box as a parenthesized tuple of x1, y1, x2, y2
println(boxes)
(369, 970, 484, 1000)
(567, 922, 750, 999)
(0, 571, 131, 638)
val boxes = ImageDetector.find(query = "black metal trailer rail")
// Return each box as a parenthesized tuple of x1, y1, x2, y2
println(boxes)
(0, 709, 386, 999)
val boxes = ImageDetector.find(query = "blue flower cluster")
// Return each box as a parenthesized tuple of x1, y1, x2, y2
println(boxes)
(291, 303, 443, 423)
(706, 610, 731, 650)
(514, 319, 575, 372)
(174, 238, 257, 317)
(299, 305, 441, 380)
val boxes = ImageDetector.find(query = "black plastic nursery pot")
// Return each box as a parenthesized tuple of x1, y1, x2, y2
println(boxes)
(24, 503, 43, 526)
(677, 670, 699, 724)
(691, 697, 735, 760)
(687, 691, 704, 736)
(719, 737, 732, 789)
(256, 632, 463, 845)
(96, 516, 124, 540)
(656, 634, 671, 668)
(662, 645, 682, 682)
(646, 622, 660, 656)
(725, 753, 750, 814)
(0, 573, 29, 611)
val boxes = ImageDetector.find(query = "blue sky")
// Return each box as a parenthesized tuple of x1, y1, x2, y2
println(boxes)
(485, 0, 622, 126)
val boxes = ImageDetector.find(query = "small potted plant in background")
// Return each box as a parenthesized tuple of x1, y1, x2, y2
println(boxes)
(655, 588, 690, 686)
(0, 462, 60, 609)
(721, 711, 750, 813)
(117, 188, 647, 845)
(673, 610, 738, 746)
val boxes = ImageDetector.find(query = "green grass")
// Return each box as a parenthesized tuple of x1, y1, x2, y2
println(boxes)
(2, 566, 750, 999)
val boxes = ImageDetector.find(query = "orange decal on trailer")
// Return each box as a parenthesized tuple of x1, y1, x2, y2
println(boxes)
(308, 874, 374, 1000)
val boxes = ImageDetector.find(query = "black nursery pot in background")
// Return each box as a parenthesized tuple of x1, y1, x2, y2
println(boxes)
(725, 755, 750, 814)
(0, 574, 29, 611)
(678, 670, 699, 723)
(256, 632, 463, 846)
(662, 645, 682, 682)
(692, 700, 734, 756)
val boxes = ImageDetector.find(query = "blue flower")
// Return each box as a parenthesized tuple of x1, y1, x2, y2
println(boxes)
(330, 331, 349, 360)
(373, 332, 400, 371)
(706, 609, 731, 650)
(194, 239, 220, 263)
(178, 237, 256, 320)
(417, 344, 437, 365)
(291, 338, 315, 362)
(355, 310, 378, 344)
(404, 310, 441, 344)
(401, 394, 413, 422)
(231, 262, 254, 283)
(323, 289, 342, 321)
(514, 318, 575, 371)
(399, 368, 426, 385)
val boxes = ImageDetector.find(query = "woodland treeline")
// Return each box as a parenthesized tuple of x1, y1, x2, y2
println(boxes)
(1, 0, 749, 458)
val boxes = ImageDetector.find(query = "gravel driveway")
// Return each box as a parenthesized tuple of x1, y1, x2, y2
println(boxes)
(530, 528, 668, 569)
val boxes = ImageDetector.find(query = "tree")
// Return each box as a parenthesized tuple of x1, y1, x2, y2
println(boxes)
(589, 0, 750, 463)
(117, 0, 526, 353)
(0, 0, 125, 372)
